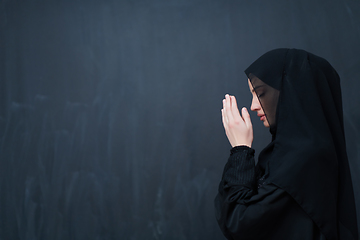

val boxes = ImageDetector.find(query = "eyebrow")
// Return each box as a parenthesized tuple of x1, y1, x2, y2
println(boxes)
(251, 85, 264, 92)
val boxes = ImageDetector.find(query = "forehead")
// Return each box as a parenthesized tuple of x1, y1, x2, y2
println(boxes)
(247, 79, 253, 89)
(248, 79, 257, 92)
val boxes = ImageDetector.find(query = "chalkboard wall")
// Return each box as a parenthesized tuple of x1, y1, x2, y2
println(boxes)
(1, 1, 359, 239)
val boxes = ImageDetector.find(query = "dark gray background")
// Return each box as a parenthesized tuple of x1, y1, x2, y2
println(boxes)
(1, 0, 359, 239)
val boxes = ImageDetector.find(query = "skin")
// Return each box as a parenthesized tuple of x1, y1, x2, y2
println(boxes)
(247, 79, 270, 128)
(221, 79, 269, 148)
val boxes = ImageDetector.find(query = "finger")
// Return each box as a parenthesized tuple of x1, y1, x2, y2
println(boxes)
(225, 94, 234, 122)
(241, 107, 252, 128)
(221, 109, 227, 129)
(230, 96, 242, 121)
(222, 99, 228, 124)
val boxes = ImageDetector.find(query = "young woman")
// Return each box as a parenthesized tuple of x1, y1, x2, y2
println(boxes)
(215, 49, 358, 240)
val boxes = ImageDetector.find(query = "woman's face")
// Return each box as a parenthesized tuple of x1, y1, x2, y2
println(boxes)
(248, 79, 270, 128)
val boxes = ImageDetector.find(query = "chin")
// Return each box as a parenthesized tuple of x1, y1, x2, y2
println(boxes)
(263, 122, 270, 128)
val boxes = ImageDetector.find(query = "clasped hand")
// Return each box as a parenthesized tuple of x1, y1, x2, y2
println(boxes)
(221, 94, 253, 148)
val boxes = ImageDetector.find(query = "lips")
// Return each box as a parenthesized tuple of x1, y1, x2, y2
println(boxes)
(258, 114, 265, 121)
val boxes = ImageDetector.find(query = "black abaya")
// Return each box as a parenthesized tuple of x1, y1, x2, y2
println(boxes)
(215, 146, 327, 240)
(215, 49, 358, 240)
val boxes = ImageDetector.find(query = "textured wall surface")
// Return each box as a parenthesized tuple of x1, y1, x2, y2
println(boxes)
(1, 0, 359, 239)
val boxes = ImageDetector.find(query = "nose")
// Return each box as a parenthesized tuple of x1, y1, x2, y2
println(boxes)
(250, 95, 261, 112)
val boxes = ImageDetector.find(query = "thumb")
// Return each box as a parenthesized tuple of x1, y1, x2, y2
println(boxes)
(241, 107, 252, 128)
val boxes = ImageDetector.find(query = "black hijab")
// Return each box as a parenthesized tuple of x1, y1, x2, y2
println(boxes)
(245, 48, 358, 240)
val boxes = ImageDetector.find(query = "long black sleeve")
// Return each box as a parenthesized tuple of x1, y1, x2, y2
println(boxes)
(219, 146, 257, 201)
(215, 146, 326, 240)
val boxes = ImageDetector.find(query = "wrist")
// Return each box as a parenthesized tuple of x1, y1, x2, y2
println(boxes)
(232, 142, 252, 148)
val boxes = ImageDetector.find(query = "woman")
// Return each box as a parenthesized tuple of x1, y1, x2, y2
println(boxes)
(215, 48, 358, 240)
